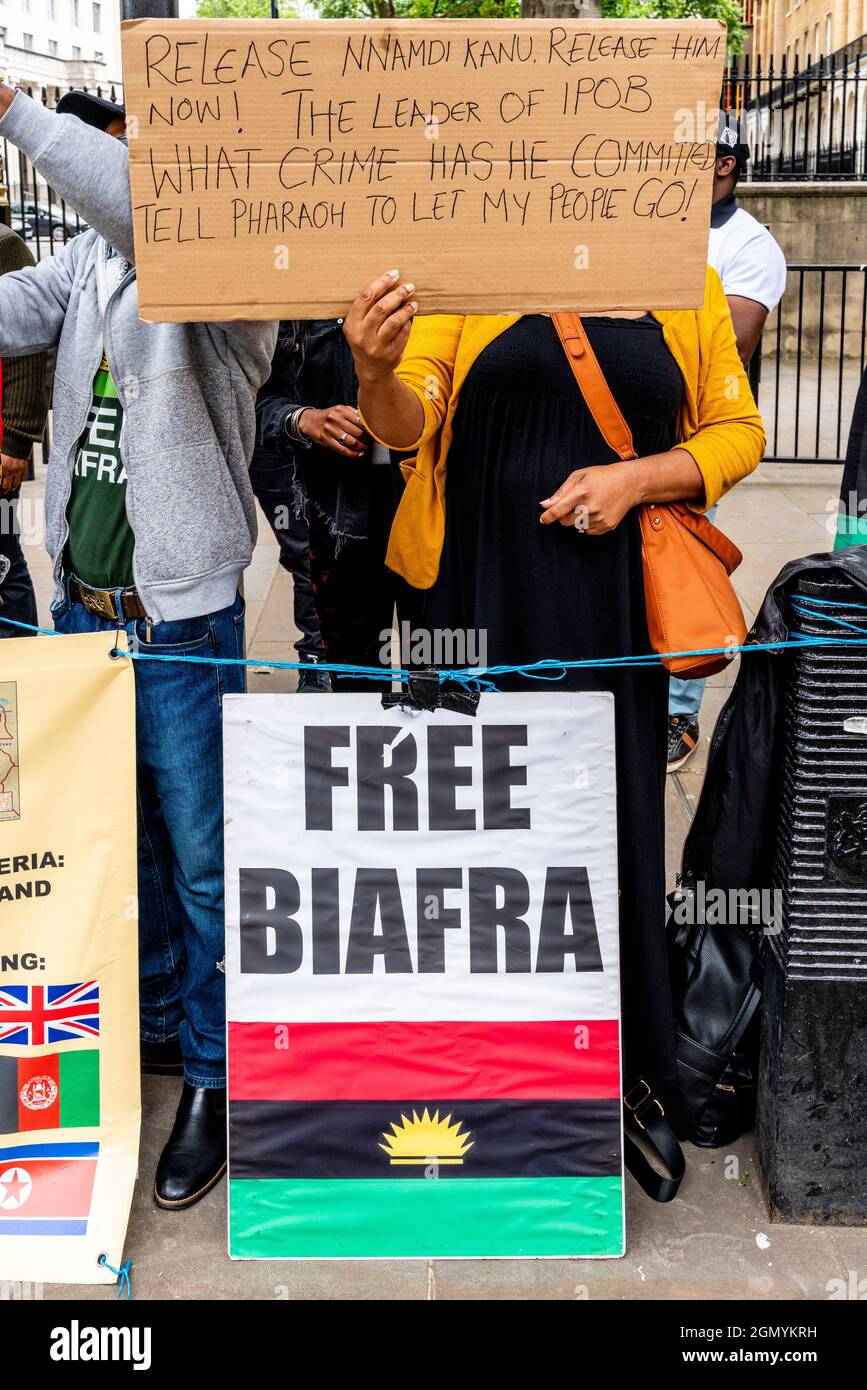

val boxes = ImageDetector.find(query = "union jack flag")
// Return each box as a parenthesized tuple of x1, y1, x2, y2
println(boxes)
(0, 982, 100, 1045)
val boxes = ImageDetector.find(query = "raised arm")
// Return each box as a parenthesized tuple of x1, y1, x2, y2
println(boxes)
(0, 84, 134, 263)
(343, 270, 426, 449)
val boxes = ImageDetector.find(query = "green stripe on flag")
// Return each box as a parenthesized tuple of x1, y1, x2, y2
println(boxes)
(59, 1050, 100, 1129)
(230, 1176, 623, 1259)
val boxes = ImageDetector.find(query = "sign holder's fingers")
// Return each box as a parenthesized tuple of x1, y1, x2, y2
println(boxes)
(369, 283, 416, 331)
(358, 269, 402, 313)
(379, 300, 418, 341)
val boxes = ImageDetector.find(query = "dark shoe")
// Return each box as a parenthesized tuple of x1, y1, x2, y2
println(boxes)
(667, 716, 700, 772)
(297, 656, 332, 693)
(141, 1038, 183, 1075)
(154, 1083, 227, 1210)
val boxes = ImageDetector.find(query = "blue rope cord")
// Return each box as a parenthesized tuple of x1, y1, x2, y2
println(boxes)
(97, 1253, 132, 1300)
(1, 599, 865, 687)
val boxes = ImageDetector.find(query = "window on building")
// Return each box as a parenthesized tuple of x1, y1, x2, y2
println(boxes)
(72, 44, 81, 58)
(94, 49, 102, 61)
(70, 0, 78, 23)
(814, 23, 820, 58)
(21, 0, 31, 13)
(46, 0, 55, 15)
(48, 38, 57, 54)
(92, 1, 100, 30)
(826, 14, 832, 55)
(22, 31, 33, 47)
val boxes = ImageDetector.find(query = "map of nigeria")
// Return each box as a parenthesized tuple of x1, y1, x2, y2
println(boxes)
(0, 683, 20, 821)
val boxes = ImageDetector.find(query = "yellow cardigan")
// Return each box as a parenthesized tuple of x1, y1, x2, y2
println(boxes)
(363, 266, 766, 591)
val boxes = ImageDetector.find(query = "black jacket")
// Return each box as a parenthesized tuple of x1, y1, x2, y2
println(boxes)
(255, 318, 380, 542)
(683, 547, 867, 892)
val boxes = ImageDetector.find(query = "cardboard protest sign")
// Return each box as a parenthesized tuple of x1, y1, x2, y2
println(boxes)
(224, 692, 623, 1259)
(121, 17, 726, 321)
(0, 633, 139, 1285)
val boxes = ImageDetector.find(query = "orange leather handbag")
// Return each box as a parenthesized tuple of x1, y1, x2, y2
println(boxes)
(552, 312, 747, 679)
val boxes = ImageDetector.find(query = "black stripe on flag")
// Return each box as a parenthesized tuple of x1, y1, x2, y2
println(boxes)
(229, 1098, 621, 1179)
(0, 1057, 18, 1135)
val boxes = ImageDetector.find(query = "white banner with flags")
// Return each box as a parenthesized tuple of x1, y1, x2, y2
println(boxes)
(0, 632, 139, 1285)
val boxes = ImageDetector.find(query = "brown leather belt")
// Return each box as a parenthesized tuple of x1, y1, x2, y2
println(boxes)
(69, 577, 148, 623)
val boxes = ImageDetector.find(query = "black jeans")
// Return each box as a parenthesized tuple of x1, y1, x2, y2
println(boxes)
(248, 448, 324, 661)
(0, 491, 37, 637)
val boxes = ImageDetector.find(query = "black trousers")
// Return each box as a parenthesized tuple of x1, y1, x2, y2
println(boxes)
(248, 448, 324, 661)
(0, 492, 37, 638)
(308, 466, 421, 690)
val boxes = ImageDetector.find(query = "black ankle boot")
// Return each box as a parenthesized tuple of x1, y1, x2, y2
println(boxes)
(154, 1083, 227, 1210)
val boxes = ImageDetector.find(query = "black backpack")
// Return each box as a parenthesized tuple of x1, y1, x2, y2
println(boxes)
(665, 884, 766, 1148)
(622, 886, 765, 1206)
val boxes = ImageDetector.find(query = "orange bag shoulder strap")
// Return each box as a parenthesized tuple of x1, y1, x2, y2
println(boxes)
(551, 311, 637, 462)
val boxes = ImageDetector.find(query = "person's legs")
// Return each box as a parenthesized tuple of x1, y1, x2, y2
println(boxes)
(249, 448, 324, 662)
(53, 592, 187, 1054)
(0, 492, 37, 635)
(135, 765, 186, 1056)
(132, 592, 246, 1088)
(668, 674, 706, 720)
(307, 467, 405, 690)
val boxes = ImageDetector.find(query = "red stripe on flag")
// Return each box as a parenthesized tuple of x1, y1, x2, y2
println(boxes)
(229, 1020, 620, 1101)
(18, 1055, 60, 1132)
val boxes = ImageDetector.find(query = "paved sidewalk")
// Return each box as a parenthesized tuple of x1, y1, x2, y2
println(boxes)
(16, 461, 867, 1301)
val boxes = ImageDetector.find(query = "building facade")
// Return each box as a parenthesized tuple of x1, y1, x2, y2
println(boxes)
(752, 0, 867, 68)
(0, 0, 123, 96)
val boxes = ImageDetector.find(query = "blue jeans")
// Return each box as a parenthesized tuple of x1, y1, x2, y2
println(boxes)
(668, 504, 717, 722)
(53, 586, 246, 1087)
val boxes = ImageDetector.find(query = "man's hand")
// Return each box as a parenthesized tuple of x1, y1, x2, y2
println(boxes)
(0, 455, 28, 495)
(0, 82, 16, 117)
(540, 462, 641, 533)
(297, 405, 367, 458)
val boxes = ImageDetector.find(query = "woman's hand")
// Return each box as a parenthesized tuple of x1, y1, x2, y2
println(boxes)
(540, 462, 641, 533)
(343, 269, 418, 386)
(297, 405, 366, 458)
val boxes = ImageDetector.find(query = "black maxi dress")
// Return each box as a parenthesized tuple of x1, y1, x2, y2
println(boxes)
(422, 314, 685, 1098)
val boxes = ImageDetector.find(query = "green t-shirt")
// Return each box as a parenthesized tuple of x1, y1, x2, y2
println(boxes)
(65, 354, 135, 590)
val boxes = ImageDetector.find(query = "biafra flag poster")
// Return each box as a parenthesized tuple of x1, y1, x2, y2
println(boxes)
(224, 692, 623, 1260)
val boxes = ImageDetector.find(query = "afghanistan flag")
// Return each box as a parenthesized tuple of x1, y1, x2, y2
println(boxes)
(0, 1051, 100, 1135)
(0, 1141, 98, 1236)
(229, 1019, 622, 1258)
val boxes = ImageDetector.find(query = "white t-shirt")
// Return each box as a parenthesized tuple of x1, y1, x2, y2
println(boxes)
(707, 202, 787, 312)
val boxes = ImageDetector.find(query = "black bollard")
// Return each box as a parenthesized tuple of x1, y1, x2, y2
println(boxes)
(757, 574, 867, 1225)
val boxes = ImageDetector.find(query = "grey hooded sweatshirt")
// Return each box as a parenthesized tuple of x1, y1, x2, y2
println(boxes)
(0, 90, 279, 622)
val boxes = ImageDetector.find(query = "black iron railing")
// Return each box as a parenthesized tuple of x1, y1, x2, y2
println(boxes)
(724, 44, 867, 182)
(755, 264, 866, 464)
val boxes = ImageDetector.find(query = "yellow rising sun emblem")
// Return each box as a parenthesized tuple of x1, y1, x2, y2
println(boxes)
(379, 1108, 474, 1165)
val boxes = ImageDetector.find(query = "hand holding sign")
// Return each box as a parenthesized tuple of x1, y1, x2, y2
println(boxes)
(343, 269, 418, 384)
